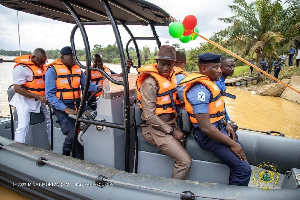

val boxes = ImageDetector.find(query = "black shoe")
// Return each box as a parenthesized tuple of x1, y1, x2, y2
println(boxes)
(62, 151, 71, 156)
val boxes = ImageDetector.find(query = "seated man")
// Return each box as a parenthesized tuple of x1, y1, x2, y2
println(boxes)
(172, 51, 188, 104)
(10, 48, 50, 144)
(215, 56, 238, 133)
(180, 53, 251, 186)
(45, 46, 99, 156)
(136, 45, 192, 179)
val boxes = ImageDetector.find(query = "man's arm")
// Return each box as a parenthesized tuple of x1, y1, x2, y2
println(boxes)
(80, 71, 99, 92)
(195, 113, 246, 160)
(14, 85, 47, 104)
(176, 73, 186, 103)
(13, 65, 47, 104)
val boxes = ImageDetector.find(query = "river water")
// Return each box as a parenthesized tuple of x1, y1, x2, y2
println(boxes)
(0, 56, 299, 139)
(0, 56, 300, 198)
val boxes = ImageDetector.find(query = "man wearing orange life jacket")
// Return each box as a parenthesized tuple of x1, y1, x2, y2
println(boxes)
(10, 48, 51, 144)
(136, 45, 191, 180)
(86, 53, 111, 110)
(171, 51, 188, 104)
(45, 46, 99, 156)
(87, 53, 133, 110)
(179, 53, 251, 186)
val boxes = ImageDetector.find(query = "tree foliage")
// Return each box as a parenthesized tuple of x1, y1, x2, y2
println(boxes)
(215, 0, 299, 65)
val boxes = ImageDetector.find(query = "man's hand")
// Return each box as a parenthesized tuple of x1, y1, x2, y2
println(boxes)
(226, 123, 235, 141)
(97, 85, 103, 91)
(228, 120, 238, 132)
(230, 142, 247, 161)
(126, 59, 133, 72)
(173, 128, 184, 140)
(37, 95, 49, 105)
(64, 108, 77, 115)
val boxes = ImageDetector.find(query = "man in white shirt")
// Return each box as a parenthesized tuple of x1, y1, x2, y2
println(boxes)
(10, 48, 50, 144)
(296, 48, 300, 67)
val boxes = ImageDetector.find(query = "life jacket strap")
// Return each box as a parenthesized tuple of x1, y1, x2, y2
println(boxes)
(32, 75, 43, 79)
(24, 87, 45, 92)
(156, 88, 176, 97)
(56, 88, 80, 92)
(156, 103, 174, 110)
(57, 74, 81, 78)
(221, 91, 236, 99)
(210, 92, 222, 102)
(210, 111, 225, 118)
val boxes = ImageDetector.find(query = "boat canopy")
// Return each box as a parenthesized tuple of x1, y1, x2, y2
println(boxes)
(0, 0, 171, 26)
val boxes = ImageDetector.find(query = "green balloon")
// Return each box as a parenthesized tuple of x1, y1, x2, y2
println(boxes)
(191, 27, 199, 40)
(179, 35, 192, 43)
(169, 22, 185, 38)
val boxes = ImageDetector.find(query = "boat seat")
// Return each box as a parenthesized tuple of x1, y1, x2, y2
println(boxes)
(7, 86, 49, 149)
(134, 104, 220, 163)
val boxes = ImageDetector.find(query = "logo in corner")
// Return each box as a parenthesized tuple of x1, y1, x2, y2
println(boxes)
(251, 162, 280, 190)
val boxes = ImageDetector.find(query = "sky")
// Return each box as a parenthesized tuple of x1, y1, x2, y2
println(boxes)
(0, 0, 240, 52)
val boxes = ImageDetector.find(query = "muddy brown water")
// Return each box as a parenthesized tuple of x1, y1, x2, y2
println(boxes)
(0, 56, 300, 197)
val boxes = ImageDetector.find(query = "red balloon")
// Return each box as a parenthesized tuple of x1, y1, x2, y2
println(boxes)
(183, 29, 193, 36)
(182, 15, 197, 30)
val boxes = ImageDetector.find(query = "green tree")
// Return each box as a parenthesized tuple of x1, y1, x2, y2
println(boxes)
(216, 0, 286, 65)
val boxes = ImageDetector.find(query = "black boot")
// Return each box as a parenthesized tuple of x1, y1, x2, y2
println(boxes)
(62, 151, 71, 156)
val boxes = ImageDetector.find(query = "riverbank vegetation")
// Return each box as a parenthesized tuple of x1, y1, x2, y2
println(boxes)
(1, 0, 299, 73)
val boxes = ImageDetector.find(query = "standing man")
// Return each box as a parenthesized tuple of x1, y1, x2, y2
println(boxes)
(180, 53, 251, 186)
(10, 48, 51, 144)
(87, 53, 132, 110)
(215, 57, 238, 132)
(273, 56, 283, 80)
(45, 46, 98, 156)
(260, 58, 268, 72)
(136, 45, 192, 179)
(288, 46, 296, 66)
(87, 53, 112, 110)
(249, 60, 254, 76)
(296, 47, 300, 67)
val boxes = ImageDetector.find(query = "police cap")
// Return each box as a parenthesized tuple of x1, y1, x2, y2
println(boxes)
(198, 53, 222, 64)
(60, 46, 73, 55)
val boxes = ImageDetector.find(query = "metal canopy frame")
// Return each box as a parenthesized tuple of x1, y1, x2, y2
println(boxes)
(0, 0, 171, 172)
(59, 0, 165, 172)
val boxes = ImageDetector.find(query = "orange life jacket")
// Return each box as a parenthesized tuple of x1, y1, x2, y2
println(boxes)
(180, 73, 225, 124)
(88, 65, 111, 97)
(171, 66, 188, 105)
(48, 59, 82, 100)
(14, 55, 45, 96)
(136, 64, 177, 115)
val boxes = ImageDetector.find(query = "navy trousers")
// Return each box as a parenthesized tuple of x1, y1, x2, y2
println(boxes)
(289, 54, 294, 66)
(194, 126, 252, 186)
(53, 102, 90, 155)
(274, 68, 281, 79)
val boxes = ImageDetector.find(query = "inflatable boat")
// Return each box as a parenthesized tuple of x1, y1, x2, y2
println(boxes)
(0, 0, 299, 199)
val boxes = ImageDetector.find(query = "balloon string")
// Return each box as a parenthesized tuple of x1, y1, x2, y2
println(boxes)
(194, 32, 300, 94)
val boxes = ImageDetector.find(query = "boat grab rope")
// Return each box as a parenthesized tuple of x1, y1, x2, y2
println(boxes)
(0, 143, 236, 200)
(101, 177, 237, 200)
(194, 32, 300, 94)
(239, 127, 285, 137)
